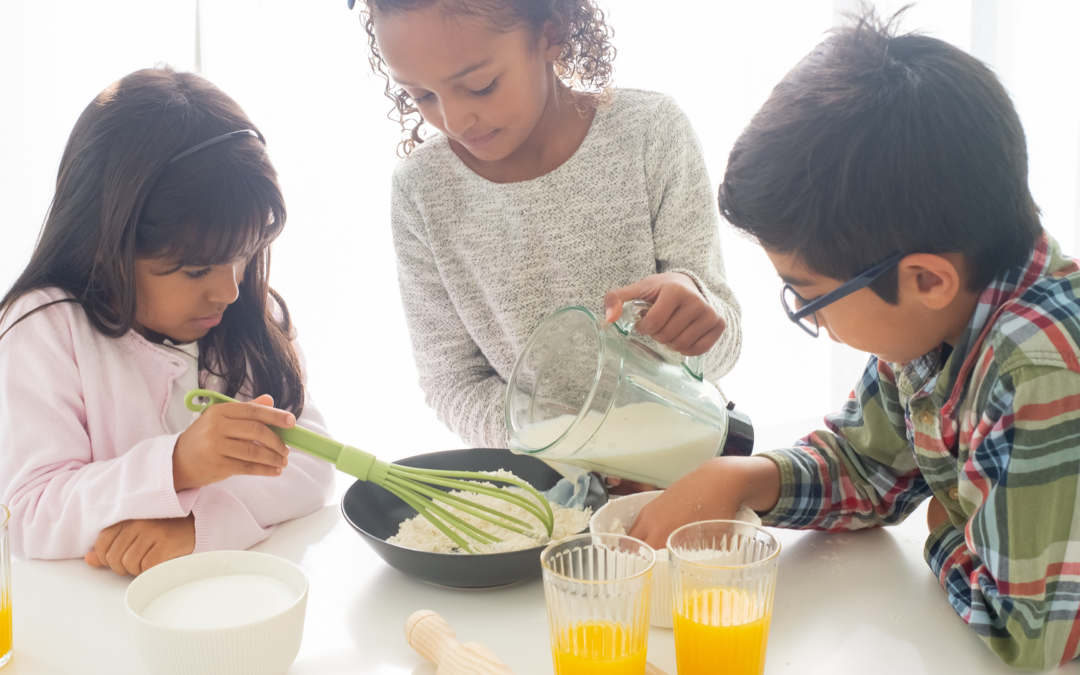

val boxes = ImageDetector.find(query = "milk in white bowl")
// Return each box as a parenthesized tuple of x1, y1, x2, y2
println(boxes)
(140, 573, 300, 630)
(125, 550, 308, 675)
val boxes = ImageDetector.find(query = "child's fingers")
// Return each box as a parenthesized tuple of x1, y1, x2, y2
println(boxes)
(633, 295, 678, 336)
(141, 542, 172, 574)
(665, 313, 718, 354)
(224, 439, 289, 470)
(223, 419, 290, 458)
(250, 394, 274, 407)
(603, 280, 659, 323)
(685, 322, 726, 356)
(91, 522, 122, 572)
(84, 550, 102, 567)
(102, 523, 140, 576)
(649, 304, 700, 347)
(122, 531, 156, 576)
(222, 399, 296, 430)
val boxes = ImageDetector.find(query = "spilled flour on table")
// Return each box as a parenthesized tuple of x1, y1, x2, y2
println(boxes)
(387, 470, 591, 554)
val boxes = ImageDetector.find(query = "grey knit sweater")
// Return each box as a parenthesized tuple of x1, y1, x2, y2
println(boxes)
(391, 89, 742, 448)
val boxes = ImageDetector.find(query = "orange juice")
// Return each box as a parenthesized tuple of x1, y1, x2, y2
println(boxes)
(553, 621, 646, 675)
(674, 608, 771, 675)
(0, 602, 10, 662)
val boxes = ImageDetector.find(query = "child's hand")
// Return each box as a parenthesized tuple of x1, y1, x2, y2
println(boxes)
(84, 515, 196, 576)
(628, 456, 780, 550)
(172, 394, 295, 491)
(604, 273, 725, 356)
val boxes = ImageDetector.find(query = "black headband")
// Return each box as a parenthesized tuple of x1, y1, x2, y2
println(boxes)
(169, 129, 261, 164)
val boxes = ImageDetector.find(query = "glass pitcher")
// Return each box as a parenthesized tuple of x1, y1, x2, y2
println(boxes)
(506, 300, 752, 488)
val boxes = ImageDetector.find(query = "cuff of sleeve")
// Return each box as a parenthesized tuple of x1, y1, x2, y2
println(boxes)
(156, 432, 193, 518)
(190, 497, 212, 554)
(924, 520, 968, 583)
(755, 451, 798, 527)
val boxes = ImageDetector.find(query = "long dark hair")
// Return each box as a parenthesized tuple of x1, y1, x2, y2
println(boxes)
(0, 67, 305, 415)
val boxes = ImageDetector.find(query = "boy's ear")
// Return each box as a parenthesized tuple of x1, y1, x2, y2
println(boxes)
(897, 253, 964, 310)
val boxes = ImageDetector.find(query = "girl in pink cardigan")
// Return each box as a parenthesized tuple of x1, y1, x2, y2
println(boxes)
(0, 67, 334, 575)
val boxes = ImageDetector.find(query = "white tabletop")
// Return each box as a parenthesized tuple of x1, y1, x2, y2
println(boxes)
(9, 494, 1080, 675)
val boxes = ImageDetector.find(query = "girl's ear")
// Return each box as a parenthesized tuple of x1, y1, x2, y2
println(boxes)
(539, 20, 564, 62)
(897, 253, 965, 310)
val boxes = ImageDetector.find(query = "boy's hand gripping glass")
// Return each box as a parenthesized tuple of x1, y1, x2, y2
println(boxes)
(781, 252, 904, 337)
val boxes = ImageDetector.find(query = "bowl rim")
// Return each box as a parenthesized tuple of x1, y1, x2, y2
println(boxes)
(124, 550, 309, 633)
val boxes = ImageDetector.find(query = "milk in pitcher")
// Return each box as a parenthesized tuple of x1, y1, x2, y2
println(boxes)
(511, 401, 722, 487)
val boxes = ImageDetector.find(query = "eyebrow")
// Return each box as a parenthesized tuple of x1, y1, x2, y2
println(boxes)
(393, 58, 494, 88)
(780, 273, 815, 287)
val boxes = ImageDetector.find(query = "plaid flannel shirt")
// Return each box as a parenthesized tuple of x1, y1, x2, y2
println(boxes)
(759, 232, 1080, 669)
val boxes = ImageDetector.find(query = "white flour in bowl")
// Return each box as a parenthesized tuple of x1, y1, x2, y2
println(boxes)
(387, 470, 591, 554)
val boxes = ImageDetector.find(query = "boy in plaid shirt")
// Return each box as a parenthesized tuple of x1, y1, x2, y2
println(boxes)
(630, 13, 1080, 669)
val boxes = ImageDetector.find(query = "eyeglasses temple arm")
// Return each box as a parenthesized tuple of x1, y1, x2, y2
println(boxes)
(790, 252, 904, 321)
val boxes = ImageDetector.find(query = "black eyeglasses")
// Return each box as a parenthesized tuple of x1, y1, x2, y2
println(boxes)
(781, 253, 904, 337)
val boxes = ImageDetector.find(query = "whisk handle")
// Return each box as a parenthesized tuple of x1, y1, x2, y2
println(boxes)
(405, 610, 515, 675)
(184, 389, 343, 465)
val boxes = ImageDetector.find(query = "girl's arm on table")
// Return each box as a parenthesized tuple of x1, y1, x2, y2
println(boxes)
(644, 96, 743, 382)
(0, 298, 198, 560)
(391, 179, 508, 448)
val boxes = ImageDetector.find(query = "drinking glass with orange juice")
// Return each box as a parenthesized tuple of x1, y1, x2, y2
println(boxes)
(0, 505, 11, 669)
(668, 520, 780, 675)
(541, 533, 655, 675)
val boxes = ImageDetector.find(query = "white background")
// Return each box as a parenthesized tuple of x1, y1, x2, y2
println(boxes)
(1, 1, 1078, 496)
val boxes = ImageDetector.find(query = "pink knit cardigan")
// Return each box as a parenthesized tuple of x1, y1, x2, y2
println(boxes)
(0, 288, 335, 560)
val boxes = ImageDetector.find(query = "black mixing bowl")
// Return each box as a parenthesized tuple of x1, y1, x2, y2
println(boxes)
(340, 447, 607, 588)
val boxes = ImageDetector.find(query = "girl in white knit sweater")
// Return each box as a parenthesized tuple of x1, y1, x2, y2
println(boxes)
(351, 0, 743, 450)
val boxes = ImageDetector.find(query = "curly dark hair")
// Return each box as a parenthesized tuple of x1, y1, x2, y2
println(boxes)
(356, 0, 616, 157)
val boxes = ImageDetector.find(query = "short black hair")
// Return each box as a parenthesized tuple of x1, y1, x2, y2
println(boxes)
(718, 8, 1041, 303)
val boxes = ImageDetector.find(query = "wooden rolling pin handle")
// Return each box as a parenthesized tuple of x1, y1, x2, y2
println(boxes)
(405, 610, 516, 675)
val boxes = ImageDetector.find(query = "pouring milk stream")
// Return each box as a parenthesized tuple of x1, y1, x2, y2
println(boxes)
(505, 300, 752, 488)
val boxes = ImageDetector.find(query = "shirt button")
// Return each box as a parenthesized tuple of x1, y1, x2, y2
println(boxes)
(919, 410, 935, 426)
(948, 486, 959, 500)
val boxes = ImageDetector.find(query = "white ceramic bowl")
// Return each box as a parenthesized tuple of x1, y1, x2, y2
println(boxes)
(124, 550, 308, 675)
(589, 491, 761, 628)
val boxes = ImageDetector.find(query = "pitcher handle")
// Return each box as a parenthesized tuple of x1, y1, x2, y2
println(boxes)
(613, 299, 705, 381)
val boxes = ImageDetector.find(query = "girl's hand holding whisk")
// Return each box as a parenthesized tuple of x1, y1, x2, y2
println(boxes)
(84, 515, 196, 576)
(172, 394, 295, 491)
(604, 272, 727, 357)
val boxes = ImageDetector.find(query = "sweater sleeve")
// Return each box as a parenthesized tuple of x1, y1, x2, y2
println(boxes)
(0, 298, 198, 560)
(643, 96, 742, 382)
(391, 176, 509, 448)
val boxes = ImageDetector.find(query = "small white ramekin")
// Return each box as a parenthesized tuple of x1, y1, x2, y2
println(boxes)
(590, 491, 760, 628)
(124, 550, 308, 675)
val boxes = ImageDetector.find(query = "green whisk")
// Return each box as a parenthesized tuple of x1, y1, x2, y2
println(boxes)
(184, 389, 555, 554)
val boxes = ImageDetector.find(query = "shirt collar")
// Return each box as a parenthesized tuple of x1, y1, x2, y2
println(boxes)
(935, 231, 1056, 410)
